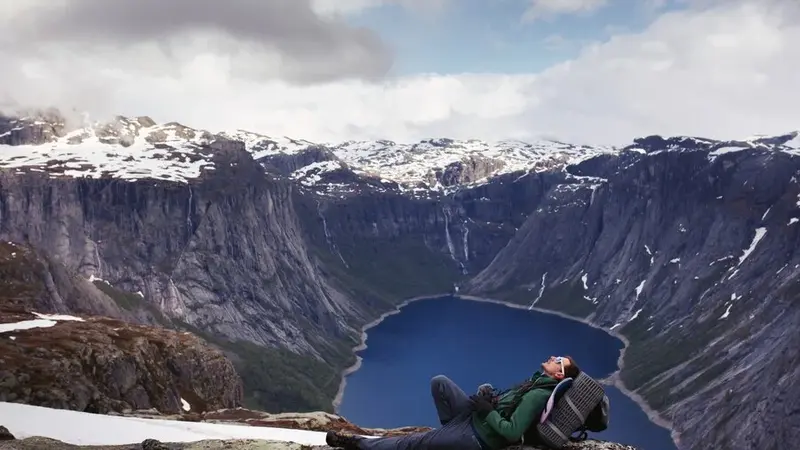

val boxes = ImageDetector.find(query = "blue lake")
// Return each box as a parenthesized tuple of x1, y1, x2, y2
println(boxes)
(338, 296, 676, 450)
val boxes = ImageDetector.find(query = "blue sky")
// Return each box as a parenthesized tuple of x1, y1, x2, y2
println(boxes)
(345, 0, 687, 75)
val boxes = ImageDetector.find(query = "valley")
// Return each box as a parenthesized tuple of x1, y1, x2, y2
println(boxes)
(1, 111, 798, 450)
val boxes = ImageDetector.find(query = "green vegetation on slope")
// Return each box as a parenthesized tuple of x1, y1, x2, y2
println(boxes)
(487, 279, 597, 319)
(91, 280, 171, 326)
(296, 194, 464, 311)
(97, 279, 354, 414)
(217, 339, 344, 413)
(173, 319, 355, 413)
(532, 281, 597, 318)
(313, 233, 462, 307)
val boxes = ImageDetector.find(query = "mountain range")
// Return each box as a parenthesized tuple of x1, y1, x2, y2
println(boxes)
(1, 109, 799, 450)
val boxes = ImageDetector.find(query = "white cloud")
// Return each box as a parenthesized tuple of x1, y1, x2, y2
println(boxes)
(312, 0, 450, 16)
(522, 0, 609, 22)
(0, 0, 798, 146)
(0, 0, 392, 85)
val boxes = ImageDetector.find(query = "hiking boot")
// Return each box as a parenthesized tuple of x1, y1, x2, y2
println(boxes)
(326, 431, 361, 449)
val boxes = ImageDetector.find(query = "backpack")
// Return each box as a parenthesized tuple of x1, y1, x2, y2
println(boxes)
(492, 374, 561, 420)
(531, 372, 610, 449)
(583, 393, 610, 432)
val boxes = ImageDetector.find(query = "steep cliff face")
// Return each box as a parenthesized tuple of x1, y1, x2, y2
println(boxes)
(0, 241, 136, 321)
(0, 148, 359, 355)
(298, 169, 554, 303)
(465, 137, 800, 450)
(0, 242, 243, 414)
(0, 119, 366, 413)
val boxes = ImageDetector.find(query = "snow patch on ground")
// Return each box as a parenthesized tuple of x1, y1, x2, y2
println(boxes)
(728, 227, 767, 279)
(0, 402, 338, 446)
(0, 312, 84, 334)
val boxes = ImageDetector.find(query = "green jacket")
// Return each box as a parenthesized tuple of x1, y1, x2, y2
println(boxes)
(471, 372, 560, 449)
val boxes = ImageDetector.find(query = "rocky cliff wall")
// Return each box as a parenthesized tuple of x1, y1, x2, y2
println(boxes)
(0, 145, 367, 413)
(297, 168, 558, 304)
(465, 147, 800, 450)
(0, 242, 243, 414)
(0, 147, 359, 355)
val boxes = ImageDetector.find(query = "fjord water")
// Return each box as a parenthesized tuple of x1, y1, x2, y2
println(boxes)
(338, 296, 676, 450)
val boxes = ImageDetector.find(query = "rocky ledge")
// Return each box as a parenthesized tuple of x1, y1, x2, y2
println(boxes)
(0, 310, 243, 414)
(0, 437, 635, 450)
(0, 410, 636, 449)
(109, 408, 433, 437)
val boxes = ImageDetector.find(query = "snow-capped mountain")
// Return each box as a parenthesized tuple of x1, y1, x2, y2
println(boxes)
(625, 132, 800, 156)
(0, 114, 219, 183)
(1, 110, 798, 196)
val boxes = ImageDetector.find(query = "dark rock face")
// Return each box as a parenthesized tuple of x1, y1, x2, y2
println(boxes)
(465, 147, 800, 450)
(425, 155, 507, 187)
(141, 439, 169, 450)
(0, 110, 67, 146)
(259, 146, 339, 176)
(0, 242, 136, 321)
(0, 426, 13, 440)
(0, 243, 244, 414)
(0, 149, 359, 355)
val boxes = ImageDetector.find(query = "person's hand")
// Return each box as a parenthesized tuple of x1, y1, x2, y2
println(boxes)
(476, 383, 494, 398)
(469, 394, 494, 417)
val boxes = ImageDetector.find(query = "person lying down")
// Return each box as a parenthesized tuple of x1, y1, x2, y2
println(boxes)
(326, 355, 587, 450)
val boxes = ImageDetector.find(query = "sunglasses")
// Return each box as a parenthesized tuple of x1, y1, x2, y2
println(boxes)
(554, 356, 566, 374)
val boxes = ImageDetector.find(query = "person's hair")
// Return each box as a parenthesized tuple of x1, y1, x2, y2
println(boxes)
(564, 355, 581, 378)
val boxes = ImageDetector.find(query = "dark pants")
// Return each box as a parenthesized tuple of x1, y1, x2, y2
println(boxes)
(357, 375, 484, 450)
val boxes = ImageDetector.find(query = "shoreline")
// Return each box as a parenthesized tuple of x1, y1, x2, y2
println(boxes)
(331, 293, 453, 411)
(332, 293, 681, 449)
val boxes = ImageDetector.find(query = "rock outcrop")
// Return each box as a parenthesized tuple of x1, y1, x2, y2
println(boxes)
(0, 311, 244, 413)
(0, 437, 637, 450)
(0, 410, 636, 449)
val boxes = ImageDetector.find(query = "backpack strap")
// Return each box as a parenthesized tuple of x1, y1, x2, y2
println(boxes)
(568, 425, 589, 442)
(563, 395, 586, 423)
(539, 378, 573, 424)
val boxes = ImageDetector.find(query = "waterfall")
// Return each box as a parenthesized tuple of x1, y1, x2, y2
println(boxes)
(187, 186, 193, 231)
(163, 278, 186, 316)
(317, 200, 348, 267)
(93, 240, 102, 279)
(442, 205, 457, 262)
(462, 221, 470, 261)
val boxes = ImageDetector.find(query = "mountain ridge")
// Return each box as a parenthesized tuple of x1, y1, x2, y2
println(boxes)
(3, 109, 797, 195)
